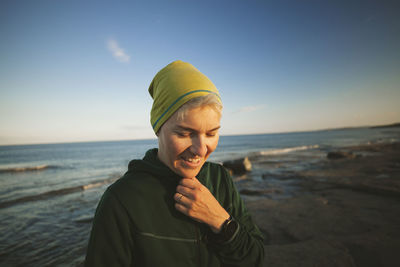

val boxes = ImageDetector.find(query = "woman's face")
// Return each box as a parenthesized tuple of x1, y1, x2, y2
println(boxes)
(157, 106, 221, 178)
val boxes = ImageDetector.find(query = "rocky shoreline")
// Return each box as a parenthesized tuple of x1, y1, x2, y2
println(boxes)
(244, 142, 400, 267)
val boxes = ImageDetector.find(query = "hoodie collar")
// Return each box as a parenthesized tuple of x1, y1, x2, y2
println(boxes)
(128, 148, 180, 181)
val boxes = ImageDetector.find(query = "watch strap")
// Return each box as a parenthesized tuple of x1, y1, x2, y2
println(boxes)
(207, 215, 240, 244)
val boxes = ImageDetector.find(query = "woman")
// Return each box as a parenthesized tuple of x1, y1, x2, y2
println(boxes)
(85, 60, 264, 266)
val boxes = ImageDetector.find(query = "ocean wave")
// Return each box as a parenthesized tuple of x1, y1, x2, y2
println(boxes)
(0, 176, 119, 209)
(0, 164, 61, 173)
(258, 145, 320, 156)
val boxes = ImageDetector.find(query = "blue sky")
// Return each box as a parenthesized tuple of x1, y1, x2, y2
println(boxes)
(1, 0, 399, 145)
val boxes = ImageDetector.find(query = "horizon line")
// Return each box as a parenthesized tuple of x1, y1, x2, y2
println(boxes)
(1, 122, 399, 147)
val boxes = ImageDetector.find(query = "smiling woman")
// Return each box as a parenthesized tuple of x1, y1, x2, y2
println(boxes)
(85, 60, 264, 266)
(157, 98, 221, 178)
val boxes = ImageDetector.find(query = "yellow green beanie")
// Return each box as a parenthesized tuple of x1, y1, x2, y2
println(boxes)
(148, 60, 221, 133)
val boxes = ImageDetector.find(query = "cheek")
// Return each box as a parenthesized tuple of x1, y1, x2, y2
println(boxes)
(159, 134, 182, 163)
(170, 138, 191, 157)
(207, 137, 219, 154)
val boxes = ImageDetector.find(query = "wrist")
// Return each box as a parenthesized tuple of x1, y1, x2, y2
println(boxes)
(207, 215, 240, 244)
(210, 212, 230, 233)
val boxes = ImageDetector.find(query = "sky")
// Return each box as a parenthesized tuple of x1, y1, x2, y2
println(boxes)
(1, 0, 399, 145)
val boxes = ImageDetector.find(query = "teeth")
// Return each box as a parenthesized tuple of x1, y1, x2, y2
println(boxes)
(185, 158, 200, 163)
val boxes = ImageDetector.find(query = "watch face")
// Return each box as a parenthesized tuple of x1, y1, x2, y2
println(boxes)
(224, 219, 239, 241)
(208, 217, 239, 244)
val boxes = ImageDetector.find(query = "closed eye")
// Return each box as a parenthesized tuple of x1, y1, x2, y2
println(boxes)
(175, 131, 191, 137)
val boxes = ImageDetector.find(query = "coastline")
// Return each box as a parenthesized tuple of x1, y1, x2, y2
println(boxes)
(245, 142, 400, 266)
(1, 128, 399, 266)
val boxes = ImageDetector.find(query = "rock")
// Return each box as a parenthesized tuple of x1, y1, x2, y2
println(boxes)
(223, 157, 252, 175)
(263, 239, 356, 267)
(243, 142, 400, 267)
(327, 151, 356, 160)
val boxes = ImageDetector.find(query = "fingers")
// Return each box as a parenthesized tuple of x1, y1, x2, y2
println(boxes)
(174, 201, 187, 215)
(174, 202, 202, 224)
(174, 192, 184, 202)
(174, 192, 192, 207)
(174, 184, 229, 230)
(176, 177, 203, 201)
(176, 185, 195, 198)
(179, 177, 200, 188)
(174, 177, 213, 223)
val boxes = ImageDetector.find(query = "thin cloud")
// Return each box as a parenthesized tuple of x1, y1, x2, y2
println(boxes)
(233, 105, 266, 114)
(107, 38, 130, 63)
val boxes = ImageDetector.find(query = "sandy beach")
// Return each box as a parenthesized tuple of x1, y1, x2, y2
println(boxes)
(244, 142, 400, 267)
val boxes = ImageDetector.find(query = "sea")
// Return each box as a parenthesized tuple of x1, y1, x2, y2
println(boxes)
(1, 126, 399, 266)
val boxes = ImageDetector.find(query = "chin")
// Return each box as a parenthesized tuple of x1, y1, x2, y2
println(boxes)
(176, 168, 200, 178)
(174, 164, 204, 178)
(171, 159, 204, 178)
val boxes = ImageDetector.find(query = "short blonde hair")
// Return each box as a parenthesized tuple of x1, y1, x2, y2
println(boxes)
(175, 94, 223, 122)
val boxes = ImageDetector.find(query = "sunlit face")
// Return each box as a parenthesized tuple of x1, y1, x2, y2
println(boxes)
(157, 106, 221, 178)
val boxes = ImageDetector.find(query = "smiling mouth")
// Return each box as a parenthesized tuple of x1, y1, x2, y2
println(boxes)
(181, 156, 201, 165)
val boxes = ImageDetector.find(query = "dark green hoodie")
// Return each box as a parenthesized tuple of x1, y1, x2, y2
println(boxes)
(85, 149, 264, 266)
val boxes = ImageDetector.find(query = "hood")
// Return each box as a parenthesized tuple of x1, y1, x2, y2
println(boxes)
(127, 148, 180, 181)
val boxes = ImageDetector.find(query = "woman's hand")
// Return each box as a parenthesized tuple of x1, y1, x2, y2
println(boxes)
(174, 177, 230, 233)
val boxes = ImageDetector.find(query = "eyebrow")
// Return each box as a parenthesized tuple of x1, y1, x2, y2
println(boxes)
(175, 125, 221, 132)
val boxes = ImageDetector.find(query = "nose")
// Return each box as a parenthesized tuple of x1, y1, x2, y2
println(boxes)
(190, 135, 207, 157)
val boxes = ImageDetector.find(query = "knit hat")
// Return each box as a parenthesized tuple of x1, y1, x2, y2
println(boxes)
(148, 60, 221, 133)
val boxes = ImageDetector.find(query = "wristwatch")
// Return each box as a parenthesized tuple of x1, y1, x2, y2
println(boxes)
(208, 215, 240, 244)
